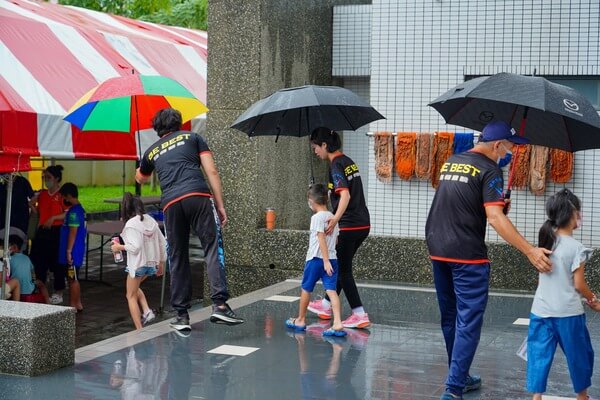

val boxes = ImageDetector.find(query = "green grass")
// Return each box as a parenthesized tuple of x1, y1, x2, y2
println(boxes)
(79, 185, 161, 213)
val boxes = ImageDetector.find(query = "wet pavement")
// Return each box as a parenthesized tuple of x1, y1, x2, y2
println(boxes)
(70, 234, 205, 347)
(2, 275, 600, 399)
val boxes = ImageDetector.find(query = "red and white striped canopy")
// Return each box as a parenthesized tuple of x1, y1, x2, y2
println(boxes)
(0, 0, 207, 160)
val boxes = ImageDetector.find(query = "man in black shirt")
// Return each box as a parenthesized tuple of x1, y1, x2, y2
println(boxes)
(137, 108, 243, 331)
(425, 121, 552, 400)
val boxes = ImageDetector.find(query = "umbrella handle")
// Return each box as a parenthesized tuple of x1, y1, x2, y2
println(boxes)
(503, 189, 511, 215)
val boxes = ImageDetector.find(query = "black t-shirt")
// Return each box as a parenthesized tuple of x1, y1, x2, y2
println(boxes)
(328, 154, 370, 230)
(425, 150, 505, 263)
(0, 175, 34, 234)
(139, 131, 212, 209)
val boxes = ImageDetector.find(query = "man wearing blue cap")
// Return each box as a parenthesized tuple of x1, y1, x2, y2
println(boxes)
(425, 121, 553, 400)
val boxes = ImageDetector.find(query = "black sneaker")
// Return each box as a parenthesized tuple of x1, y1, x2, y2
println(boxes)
(210, 304, 244, 325)
(463, 374, 481, 393)
(171, 329, 191, 338)
(169, 315, 191, 331)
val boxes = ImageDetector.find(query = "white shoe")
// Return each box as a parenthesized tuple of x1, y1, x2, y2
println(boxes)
(50, 293, 63, 305)
(142, 310, 156, 326)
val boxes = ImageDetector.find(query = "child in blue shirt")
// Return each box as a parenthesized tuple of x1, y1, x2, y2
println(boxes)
(58, 183, 86, 311)
(2, 235, 49, 303)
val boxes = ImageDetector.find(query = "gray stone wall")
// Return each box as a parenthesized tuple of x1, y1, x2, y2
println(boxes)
(207, 0, 370, 269)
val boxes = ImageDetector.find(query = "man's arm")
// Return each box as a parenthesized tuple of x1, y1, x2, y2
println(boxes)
(200, 152, 227, 226)
(486, 205, 552, 272)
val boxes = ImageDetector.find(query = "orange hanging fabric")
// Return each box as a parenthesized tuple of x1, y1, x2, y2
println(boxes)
(549, 148, 574, 183)
(529, 145, 549, 195)
(430, 132, 454, 188)
(395, 132, 417, 180)
(510, 144, 531, 189)
(374, 132, 394, 183)
(415, 132, 432, 180)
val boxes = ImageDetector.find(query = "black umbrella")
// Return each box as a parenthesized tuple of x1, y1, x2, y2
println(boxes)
(230, 85, 385, 140)
(428, 72, 600, 152)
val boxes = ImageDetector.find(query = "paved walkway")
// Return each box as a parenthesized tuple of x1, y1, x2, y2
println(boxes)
(2, 276, 600, 399)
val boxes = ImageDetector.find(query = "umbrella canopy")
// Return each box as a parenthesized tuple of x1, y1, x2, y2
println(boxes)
(64, 75, 208, 133)
(230, 85, 385, 138)
(428, 72, 600, 152)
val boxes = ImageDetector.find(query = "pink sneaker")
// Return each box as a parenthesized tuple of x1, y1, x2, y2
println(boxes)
(342, 313, 370, 329)
(306, 321, 330, 338)
(345, 327, 371, 349)
(307, 298, 332, 319)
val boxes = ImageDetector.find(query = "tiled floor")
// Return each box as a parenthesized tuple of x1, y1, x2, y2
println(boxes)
(2, 279, 600, 399)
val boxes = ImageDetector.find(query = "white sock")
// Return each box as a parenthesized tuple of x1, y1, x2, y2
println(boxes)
(352, 306, 365, 315)
(143, 310, 151, 317)
(321, 299, 331, 308)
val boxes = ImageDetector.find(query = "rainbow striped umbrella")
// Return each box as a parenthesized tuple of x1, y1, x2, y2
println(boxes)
(64, 74, 208, 133)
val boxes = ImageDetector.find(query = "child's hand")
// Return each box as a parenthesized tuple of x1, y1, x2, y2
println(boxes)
(43, 216, 54, 228)
(157, 262, 164, 277)
(324, 260, 333, 276)
(110, 243, 122, 253)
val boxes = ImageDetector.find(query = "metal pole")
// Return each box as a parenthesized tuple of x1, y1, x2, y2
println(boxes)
(159, 261, 167, 314)
(159, 237, 168, 314)
(1, 174, 14, 300)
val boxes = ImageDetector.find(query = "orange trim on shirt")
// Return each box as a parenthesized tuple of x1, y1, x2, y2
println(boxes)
(163, 192, 212, 211)
(430, 255, 490, 264)
(334, 187, 349, 193)
(340, 225, 370, 231)
(139, 170, 152, 177)
(199, 151, 211, 156)
(484, 201, 505, 207)
(330, 153, 345, 162)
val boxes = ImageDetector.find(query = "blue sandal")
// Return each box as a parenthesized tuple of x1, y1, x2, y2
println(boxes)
(322, 328, 347, 337)
(285, 318, 306, 331)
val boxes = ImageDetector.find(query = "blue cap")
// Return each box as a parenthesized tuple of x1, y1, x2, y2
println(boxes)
(479, 121, 529, 144)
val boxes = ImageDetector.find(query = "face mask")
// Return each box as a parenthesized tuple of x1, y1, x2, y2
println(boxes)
(307, 200, 313, 211)
(497, 143, 513, 167)
(63, 199, 71, 207)
(44, 179, 54, 189)
(576, 214, 583, 229)
(498, 152, 512, 168)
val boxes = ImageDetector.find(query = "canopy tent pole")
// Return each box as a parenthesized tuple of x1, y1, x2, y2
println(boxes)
(0, 174, 14, 300)
(134, 93, 142, 196)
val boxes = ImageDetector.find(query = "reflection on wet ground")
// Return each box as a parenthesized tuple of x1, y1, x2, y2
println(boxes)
(2, 281, 600, 399)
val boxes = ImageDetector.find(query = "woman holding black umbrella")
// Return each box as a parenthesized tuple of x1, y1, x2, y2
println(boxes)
(307, 127, 371, 329)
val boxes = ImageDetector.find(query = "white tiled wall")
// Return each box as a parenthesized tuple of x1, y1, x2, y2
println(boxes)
(333, 5, 371, 77)
(334, 0, 600, 247)
(340, 77, 370, 204)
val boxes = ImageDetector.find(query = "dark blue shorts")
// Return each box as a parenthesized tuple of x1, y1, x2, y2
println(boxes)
(301, 258, 338, 292)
